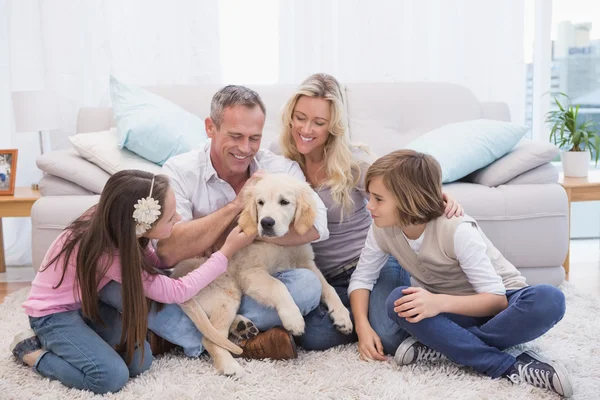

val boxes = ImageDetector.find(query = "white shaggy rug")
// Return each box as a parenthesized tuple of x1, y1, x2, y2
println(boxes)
(1, 283, 599, 400)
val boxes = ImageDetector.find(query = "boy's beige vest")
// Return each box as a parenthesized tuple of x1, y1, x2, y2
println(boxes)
(372, 216, 527, 295)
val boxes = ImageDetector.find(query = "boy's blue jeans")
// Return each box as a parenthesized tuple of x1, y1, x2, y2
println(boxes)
(386, 284, 566, 378)
(298, 256, 412, 354)
(99, 268, 322, 357)
(29, 301, 152, 394)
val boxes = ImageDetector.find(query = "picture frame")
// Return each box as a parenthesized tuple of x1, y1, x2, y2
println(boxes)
(0, 149, 18, 196)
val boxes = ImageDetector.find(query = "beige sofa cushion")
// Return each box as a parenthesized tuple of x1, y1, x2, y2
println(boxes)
(39, 174, 95, 196)
(36, 149, 110, 194)
(467, 140, 559, 187)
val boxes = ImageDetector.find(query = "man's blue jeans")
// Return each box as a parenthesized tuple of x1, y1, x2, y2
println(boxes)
(298, 256, 411, 354)
(386, 284, 566, 378)
(99, 268, 322, 357)
(29, 301, 152, 394)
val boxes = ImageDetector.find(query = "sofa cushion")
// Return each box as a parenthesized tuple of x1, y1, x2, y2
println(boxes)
(406, 119, 527, 183)
(36, 149, 110, 194)
(69, 128, 163, 175)
(110, 75, 208, 165)
(505, 163, 559, 185)
(39, 174, 94, 196)
(467, 139, 559, 187)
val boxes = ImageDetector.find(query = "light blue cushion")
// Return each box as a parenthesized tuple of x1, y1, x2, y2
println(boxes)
(405, 119, 528, 183)
(110, 76, 207, 165)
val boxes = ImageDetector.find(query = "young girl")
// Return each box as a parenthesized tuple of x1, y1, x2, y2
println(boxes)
(348, 150, 573, 397)
(9, 170, 254, 394)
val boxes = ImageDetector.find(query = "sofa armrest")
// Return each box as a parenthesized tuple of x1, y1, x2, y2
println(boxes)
(464, 140, 559, 187)
(31, 195, 100, 271)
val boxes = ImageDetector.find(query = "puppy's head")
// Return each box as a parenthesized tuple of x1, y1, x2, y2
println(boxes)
(238, 173, 316, 238)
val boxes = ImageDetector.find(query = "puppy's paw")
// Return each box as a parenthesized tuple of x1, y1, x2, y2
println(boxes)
(229, 315, 259, 341)
(218, 360, 246, 377)
(279, 310, 305, 336)
(330, 306, 353, 335)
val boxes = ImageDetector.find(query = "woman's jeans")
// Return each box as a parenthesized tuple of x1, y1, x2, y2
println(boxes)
(98, 268, 323, 357)
(298, 256, 412, 354)
(29, 301, 152, 394)
(386, 284, 566, 378)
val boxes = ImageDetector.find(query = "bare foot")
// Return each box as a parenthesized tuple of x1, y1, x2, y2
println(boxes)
(22, 349, 44, 367)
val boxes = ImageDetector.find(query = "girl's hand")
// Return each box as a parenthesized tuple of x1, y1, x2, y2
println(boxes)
(356, 323, 387, 361)
(220, 226, 257, 259)
(393, 287, 443, 323)
(442, 193, 464, 218)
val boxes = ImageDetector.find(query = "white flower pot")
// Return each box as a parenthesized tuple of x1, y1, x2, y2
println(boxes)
(561, 151, 590, 177)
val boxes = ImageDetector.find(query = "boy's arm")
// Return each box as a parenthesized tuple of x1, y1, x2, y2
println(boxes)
(437, 292, 508, 317)
(444, 222, 508, 316)
(393, 222, 509, 321)
(348, 226, 389, 326)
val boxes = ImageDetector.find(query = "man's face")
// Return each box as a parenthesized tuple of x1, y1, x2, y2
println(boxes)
(206, 105, 265, 178)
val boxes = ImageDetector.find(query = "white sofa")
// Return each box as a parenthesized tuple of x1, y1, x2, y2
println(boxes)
(32, 82, 569, 286)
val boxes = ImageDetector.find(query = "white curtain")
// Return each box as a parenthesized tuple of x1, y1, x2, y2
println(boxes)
(0, 0, 221, 266)
(278, 0, 526, 125)
(1, 0, 526, 266)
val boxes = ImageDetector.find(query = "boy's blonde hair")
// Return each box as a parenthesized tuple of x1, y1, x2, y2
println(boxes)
(366, 150, 445, 226)
(279, 73, 361, 215)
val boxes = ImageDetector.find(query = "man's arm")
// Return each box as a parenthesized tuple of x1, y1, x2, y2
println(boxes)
(258, 225, 320, 246)
(157, 202, 242, 266)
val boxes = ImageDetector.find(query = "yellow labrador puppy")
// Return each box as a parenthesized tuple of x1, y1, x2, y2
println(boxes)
(171, 173, 353, 376)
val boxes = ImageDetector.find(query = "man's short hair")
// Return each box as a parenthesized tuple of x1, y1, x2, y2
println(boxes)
(210, 85, 266, 129)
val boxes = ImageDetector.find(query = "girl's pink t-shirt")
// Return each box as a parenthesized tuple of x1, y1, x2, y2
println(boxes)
(23, 230, 227, 317)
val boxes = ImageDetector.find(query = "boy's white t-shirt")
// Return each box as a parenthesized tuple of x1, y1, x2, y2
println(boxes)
(348, 219, 506, 296)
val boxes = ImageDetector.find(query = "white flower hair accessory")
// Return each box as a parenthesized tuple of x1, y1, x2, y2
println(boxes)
(133, 176, 161, 236)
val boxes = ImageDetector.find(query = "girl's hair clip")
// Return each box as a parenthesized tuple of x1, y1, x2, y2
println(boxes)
(133, 176, 161, 236)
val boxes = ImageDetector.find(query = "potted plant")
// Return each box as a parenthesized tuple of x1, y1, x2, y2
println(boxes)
(546, 93, 600, 177)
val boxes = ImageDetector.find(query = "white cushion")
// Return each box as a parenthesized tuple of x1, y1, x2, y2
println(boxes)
(467, 139, 559, 187)
(69, 128, 163, 175)
(36, 149, 110, 194)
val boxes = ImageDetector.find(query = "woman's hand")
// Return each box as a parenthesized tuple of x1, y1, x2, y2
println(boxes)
(442, 192, 464, 218)
(393, 287, 443, 323)
(356, 323, 387, 361)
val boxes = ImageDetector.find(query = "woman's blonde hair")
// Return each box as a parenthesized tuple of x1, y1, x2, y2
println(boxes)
(365, 150, 445, 226)
(280, 73, 363, 215)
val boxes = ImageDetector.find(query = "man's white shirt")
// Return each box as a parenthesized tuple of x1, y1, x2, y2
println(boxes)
(162, 140, 329, 242)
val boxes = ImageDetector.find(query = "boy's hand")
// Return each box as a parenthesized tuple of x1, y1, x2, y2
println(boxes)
(356, 323, 387, 361)
(393, 287, 443, 323)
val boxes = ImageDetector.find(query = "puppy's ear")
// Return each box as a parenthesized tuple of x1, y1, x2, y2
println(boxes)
(293, 185, 317, 236)
(237, 188, 258, 236)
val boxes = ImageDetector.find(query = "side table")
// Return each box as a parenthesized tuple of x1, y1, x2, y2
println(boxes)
(0, 187, 40, 273)
(558, 170, 600, 276)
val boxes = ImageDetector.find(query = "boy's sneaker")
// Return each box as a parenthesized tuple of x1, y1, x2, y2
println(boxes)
(9, 329, 42, 363)
(394, 336, 444, 366)
(503, 350, 573, 398)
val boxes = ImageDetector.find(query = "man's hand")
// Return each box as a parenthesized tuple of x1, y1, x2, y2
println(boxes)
(356, 323, 387, 361)
(393, 287, 443, 323)
(231, 170, 266, 211)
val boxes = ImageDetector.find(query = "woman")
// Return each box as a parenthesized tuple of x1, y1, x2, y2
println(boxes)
(275, 73, 463, 356)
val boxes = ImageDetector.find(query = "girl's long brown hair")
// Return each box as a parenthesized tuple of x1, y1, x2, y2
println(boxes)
(41, 170, 170, 364)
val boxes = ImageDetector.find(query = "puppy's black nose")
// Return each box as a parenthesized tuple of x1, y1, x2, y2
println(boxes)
(260, 217, 275, 230)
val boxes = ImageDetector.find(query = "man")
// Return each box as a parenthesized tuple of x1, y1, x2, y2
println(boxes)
(153, 85, 329, 359)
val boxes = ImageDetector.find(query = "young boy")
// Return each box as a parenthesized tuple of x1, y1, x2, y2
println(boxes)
(348, 150, 573, 397)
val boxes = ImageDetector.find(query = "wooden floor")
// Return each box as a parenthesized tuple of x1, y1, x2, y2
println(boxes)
(1, 240, 600, 304)
(0, 282, 31, 303)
